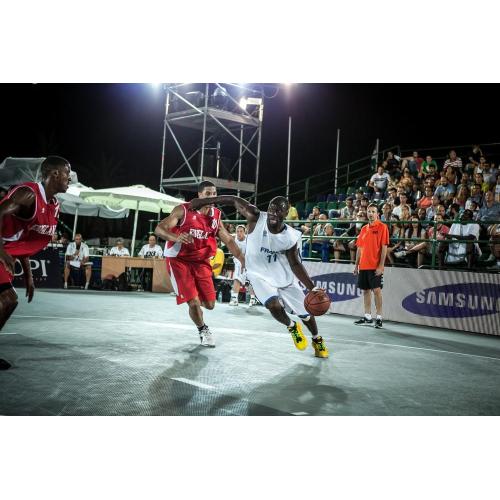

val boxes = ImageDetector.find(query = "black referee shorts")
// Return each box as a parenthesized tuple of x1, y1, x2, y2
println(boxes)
(358, 269, 383, 290)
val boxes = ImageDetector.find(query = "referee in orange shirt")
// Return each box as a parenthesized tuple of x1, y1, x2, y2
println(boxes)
(353, 203, 389, 328)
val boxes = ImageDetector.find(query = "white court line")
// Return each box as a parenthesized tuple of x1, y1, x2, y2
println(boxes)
(13, 314, 500, 363)
(171, 378, 216, 390)
(291, 412, 309, 416)
(1, 332, 18, 335)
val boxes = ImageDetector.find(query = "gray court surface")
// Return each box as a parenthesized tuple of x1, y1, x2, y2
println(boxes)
(1, 289, 500, 416)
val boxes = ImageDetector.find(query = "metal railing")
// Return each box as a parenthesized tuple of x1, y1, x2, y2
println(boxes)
(220, 218, 500, 273)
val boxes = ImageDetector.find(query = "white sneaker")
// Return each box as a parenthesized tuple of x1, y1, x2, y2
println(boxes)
(229, 297, 239, 306)
(199, 327, 215, 347)
(84, 283, 89, 290)
(64, 282, 68, 289)
(394, 250, 407, 258)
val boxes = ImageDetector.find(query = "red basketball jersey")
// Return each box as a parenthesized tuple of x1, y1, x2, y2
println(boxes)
(1, 182, 60, 257)
(164, 203, 221, 262)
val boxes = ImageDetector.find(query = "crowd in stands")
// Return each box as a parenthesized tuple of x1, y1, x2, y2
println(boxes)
(292, 146, 500, 270)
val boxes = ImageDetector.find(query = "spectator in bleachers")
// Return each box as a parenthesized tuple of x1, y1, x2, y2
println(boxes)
(417, 207, 429, 229)
(469, 200, 480, 221)
(409, 181, 423, 205)
(443, 150, 463, 174)
(333, 210, 367, 263)
(64, 233, 92, 290)
(386, 214, 404, 265)
(474, 172, 490, 194)
(301, 213, 314, 235)
(465, 144, 483, 173)
(423, 163, 440, 183)
(466, 183, 484, 209)
(436, 204, 447, 220)
(372, 186, 384, 203)
(478, 191, 500, 222)
(392, 192, 410, 219)
(423, 173, 438, 192)
(401, 151, 424, 176)
(434, 176, 456, 203)
(495, 176, 500, 203)
(485, 223, 500, 268)
(444, 165, 459, 186)
(474, 156, 489, 175)
(380, 203, 392, 222)
(340, 196, 355, 219)
(438, 209, 480, 268)
(369, 165, 391, 195)
(109, 237, 130, 257)
(458, 172, 471, 190)
(286, 203, 299, 222)
(302, 218, 334, 262)
(355, 196, 370, 216)
(420, 155, 438, 176)
(400, 167, 415, 191)
(426, 195, 441, 220)
(385, 187, 398, 208)
(453, 186, 469, 210)
(385, 152, 401, 178)
(447, 203, 461, 221)
(353, 189, 364, 210)
(394, 214, 426, 265)
(417, 185, 434, 210)
(482, 162, 498, 187)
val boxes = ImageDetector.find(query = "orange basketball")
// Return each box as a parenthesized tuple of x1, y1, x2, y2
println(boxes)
(304, 289, 331, 316)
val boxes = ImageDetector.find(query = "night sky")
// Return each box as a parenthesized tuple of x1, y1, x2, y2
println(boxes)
(1, 83, 499, 239)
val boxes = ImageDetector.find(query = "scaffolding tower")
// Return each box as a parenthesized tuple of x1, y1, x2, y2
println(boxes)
(159, 83, 264, 201)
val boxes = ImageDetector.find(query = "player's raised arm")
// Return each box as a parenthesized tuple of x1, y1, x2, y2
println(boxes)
(285, 243, 316, 291)
(154, 204, 193, 244)
(190, 195, 259, 222)
(217, 223, 245, 268)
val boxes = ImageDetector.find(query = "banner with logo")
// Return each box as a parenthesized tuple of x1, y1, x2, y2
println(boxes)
(12, 248, 61, 289)
(302, 262, 500, 336)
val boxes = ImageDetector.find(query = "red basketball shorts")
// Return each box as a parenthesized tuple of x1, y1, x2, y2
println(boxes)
(166, 258, 215, 305)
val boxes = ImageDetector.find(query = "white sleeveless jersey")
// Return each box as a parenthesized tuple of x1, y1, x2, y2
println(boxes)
(245, 211, 302, 288)
(234, 236, 247, 254)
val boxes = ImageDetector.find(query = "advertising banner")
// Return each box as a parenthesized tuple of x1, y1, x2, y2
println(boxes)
(302, 262, 500, 336)
(12, 248, 61, 289)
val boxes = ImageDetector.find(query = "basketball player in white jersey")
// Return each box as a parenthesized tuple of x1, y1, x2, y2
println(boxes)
(191, 195, 329, 358)
(229, 224, 256, 307)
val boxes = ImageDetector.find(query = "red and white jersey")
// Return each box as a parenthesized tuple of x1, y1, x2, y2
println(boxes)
(1, 182, 60, 257)
(164, 203, 221, 262)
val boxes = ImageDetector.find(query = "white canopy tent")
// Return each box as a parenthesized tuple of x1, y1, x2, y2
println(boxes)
(79, 185, 183, 255)
(56, 183, 129, 238)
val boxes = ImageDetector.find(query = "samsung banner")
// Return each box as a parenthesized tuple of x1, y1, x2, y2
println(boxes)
(12, 248, 61, 289)
(302, 262, 500, 336)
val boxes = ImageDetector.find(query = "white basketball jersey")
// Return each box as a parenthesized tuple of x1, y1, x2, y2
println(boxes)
(234, 236, 247, 254)
(245, 211, 302, 288)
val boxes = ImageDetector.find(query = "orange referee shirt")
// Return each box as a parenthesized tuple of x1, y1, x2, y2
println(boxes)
(355, 219, 389, 270)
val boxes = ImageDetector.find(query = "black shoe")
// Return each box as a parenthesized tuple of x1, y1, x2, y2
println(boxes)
(0, 358, 12, 370)
(354, 317, 374, 325)
(375, 318, 383, 329)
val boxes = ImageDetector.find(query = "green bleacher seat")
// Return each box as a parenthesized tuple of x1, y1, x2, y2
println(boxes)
(317, 201, 327, 212)
(338, 202, 346, 209)
(305, 202, 316, 215)
(347, 186, 357, 195)
(336, 187, 346, 194)
(295, 201, 305, 214)
(327, 201, 338, 210)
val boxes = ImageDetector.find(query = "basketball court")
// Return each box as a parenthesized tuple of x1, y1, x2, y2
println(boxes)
(1, 289, 499, 416)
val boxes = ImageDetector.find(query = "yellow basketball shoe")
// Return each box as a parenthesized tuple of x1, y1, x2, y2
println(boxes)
(312, 336, 329, 358)
(287, 321, 308, 350)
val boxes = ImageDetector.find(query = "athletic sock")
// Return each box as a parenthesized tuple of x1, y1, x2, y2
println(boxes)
(231, 292, 238, 299)
(287, 319, 294, 328)
(365, 313, 372, 320)
(376, 315, 382, 320)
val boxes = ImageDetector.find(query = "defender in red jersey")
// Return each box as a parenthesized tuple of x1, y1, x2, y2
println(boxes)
(155, 181, 244, 347)
(0, 156, 71, 370)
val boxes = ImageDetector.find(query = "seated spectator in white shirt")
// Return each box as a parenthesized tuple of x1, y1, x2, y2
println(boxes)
(369, 165, 391, 194)
(339, 196, 355, 219)
(109, 237, 131, 257)
(138, 235, 163, 258)
(438, 209, 480, 268)
(64, 233, 92, 289)
(425, 195, 441, 220)
(392, 193, 410, 218)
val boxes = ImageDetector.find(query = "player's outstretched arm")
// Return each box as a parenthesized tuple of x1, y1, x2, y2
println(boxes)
(190, 195, 259, 222)
(218, 224, 245, 268)
(0, 188, 36, 274)
(285, 244, 316, 291)
(154, 205, 193, 244)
